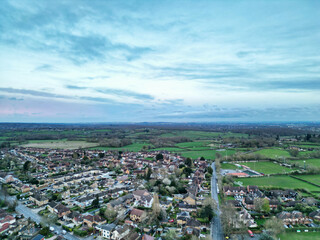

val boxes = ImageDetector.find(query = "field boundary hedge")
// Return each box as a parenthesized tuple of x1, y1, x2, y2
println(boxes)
(290, 175, 320, 188)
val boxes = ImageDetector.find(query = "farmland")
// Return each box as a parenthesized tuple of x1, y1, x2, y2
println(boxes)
(254, 148, 291, 159)
(241, 161, 296, 174)
(296, 174, 320, 186)
(290, 159, 320, 168)
(236, 175, 320, 193)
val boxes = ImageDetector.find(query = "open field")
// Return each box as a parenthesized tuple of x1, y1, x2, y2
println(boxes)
(278, 232, 320, 240)
(21, 140, 99, 149)
(175, 141, 212, 148)
(241, 161, 296, 174)
(221, 163, 241, 170)
(180, 149, 235, 160)
(92, 142, 152, 152)
(236, 175, 320, 193)
(290, 159, 320, 168)
(254, 148, 291, 159)
(296, 174, 320, 185)
(160, 130, 248, 139)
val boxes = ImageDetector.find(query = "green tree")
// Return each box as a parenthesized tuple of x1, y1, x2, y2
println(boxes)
(207, 166, 213, 174)
(164, 229, 178, 240)
(39, 226, 50, 236)
(156, 153, 164, 160)
(185, 158, 192, 167)
(289, 149, 299, 157)
(91, 195, 99, 208)
(23, 160, 31, 173)
(98, 152, 105, 158)
(262, 199, 270, 213)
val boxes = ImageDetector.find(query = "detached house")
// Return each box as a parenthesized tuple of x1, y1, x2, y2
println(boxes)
(130, 208, 146, 222)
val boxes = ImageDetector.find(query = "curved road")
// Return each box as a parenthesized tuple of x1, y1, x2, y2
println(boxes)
(211, 162, 223, 240)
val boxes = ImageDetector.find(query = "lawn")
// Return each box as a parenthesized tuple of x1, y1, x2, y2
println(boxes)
(236, 175, 320, 193)
(296, 174, 320, 185)
(290, 159, 320, 168)
(254, 148, 291, 159)
(278, 232, 320, 240)
(241, 161, 296, 174)
(21, 140, 99, 150)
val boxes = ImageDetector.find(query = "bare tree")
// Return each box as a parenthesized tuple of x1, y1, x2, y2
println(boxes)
(264, 216, 285, 238)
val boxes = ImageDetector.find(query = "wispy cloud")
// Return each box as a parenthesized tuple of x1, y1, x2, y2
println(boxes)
(1, 0, 320, 122)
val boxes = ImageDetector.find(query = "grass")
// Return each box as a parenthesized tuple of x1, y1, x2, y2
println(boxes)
(221, 163, 241, 170)
(179, 149, 235, 160)
(296, 175, 320, 185)
(159, 130, 248, 139)
(236, 175, 320, 193)
(92, 142, 152, 152)
(21, 140, 99, 150)
(175, 141, 212, 148)
(278, 232, 320, 240)
(254, 148, 291, 159)
(290, 159, 320, 168)
(241, 161, 296, 174)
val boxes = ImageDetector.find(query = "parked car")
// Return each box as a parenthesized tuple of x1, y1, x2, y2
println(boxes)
(248, 230, 254, 237)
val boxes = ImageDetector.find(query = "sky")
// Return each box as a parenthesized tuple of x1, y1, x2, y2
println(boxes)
(0, 0, 320, 123)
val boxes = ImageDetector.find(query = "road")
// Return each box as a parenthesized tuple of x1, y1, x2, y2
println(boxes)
(0, 188, 92, 240)
(211, 162, 223, 240)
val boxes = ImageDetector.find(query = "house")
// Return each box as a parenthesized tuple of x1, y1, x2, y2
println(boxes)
(29, 191, 48, 206)
(96, 223, 116, 239)
(183, 194, 196, 206)
(277, 211, 311, 225)
(309, 209, 320, 221)
(142, 234, 154, 240)
(112, 225, 130, 240)
(130, 208, 146, 222)
(31, 234, 45, 240)
(223, 186, 247, 196)
(83, 215, 106, 228)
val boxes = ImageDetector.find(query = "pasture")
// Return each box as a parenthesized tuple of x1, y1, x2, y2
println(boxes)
(254, 148, 291, 159)
(236, 175, 320, 193)
(296, 174, 320, 186)
(241, 161, 296, 174)
(290, 158, 320, 168)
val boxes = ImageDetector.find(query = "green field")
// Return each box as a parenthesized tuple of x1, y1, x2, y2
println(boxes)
(290, 159, 320, 168)
(241, 161, 296, 174)
(296, 175, 320, 185)
(221, 163, 241, 170)
(236, 175, 320, 193)
(92, 142, 152, 152)
(160, 130, 248, 139)
(254, 148, 291, 159)
(21, 140, 99, 149)
(278, 232, 320, 240)
(179, 149, 235, 160)
(175, 141, 212, 148)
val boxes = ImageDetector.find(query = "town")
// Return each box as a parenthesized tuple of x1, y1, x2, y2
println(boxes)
(0, 124, 319, 240)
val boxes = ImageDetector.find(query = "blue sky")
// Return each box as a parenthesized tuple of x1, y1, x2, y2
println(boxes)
(0, 0, 320, 122)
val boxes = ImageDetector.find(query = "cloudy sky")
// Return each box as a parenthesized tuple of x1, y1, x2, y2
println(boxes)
(1, 0, 320, 122)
